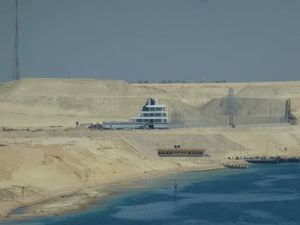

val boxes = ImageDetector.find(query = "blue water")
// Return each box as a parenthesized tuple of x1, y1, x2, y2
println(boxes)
(2, 163, 300, 225)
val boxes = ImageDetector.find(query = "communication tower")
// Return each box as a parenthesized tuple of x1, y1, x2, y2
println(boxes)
(220, 88, 243, 127)
(13, 0, 20, 80)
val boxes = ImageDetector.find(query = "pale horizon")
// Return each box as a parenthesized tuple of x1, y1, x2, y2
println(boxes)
(1, 0, 300, 82)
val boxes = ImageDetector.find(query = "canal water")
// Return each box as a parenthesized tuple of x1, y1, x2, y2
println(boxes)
(1, 163, 300, 225)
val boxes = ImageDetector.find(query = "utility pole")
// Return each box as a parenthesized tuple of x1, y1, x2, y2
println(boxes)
(14, 0, 20, 80)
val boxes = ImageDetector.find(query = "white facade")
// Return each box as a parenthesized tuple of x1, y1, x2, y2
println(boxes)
(102, 98, 169, 129)
(130, 98, 168, 124)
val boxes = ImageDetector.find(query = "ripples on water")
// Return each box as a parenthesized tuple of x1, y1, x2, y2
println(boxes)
(2, 163, 300, 225)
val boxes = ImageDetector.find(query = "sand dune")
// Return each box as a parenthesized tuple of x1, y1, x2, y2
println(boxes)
(1, 79, 300, 128)
(0, 78, 300, 218)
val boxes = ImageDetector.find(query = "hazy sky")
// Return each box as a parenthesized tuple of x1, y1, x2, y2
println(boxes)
(0, 0, 300, 82)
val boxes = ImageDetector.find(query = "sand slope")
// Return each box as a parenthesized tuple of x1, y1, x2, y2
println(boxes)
(0, 78, 300, 218)
(1, 78, 300, 127)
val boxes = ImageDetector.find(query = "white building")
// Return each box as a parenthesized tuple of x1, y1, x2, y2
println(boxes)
(130, 98, 168, 124)
(102, 98, 169, 129)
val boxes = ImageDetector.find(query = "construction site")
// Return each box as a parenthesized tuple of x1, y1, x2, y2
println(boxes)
(95, 87, 297, 130)
(172, 87, 298, 128)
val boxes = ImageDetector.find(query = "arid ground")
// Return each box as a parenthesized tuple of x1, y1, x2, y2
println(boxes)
(0, 79, 299, 218)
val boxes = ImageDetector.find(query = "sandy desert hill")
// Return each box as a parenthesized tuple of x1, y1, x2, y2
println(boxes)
(0, 78, 300, 128)
(0, 78, 300, 218)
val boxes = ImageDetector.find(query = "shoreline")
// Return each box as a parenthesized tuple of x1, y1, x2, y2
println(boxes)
(1, 124, 299, 222)
(2, 164, 224, 221)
